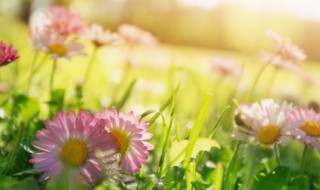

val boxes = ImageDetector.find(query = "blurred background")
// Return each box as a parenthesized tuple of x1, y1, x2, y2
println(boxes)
(1, 0, 320, 61)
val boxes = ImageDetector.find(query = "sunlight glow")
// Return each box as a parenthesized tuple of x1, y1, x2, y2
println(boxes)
(178, 0, 221, 10)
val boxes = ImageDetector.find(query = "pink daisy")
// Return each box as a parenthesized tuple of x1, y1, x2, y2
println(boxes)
(30, 110, 115, 185)
(209, 56, 241, 79)
(118, 24, 158, 45)
(95, 107, 154, 175)
(289, 108, 320, 151)
(266, 30, 306, 66)
(34, 6, 87, 36)
(0, 41, 19, 67)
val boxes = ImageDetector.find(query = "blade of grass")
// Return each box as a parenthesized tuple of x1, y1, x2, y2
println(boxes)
(149, 81, 180, 127)
(157, 94, 175, 178)
(114, 78, 136, 109)
(224, 141, 242, 190)
(183, 94, 212, 169)
(213, 162, 224, 190)
(196, 106, 231, 165)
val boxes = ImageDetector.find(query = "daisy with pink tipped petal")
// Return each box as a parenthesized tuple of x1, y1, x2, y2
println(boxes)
(30, 110, 116, 185)
(289, 108, 320, 151)
(31, 27, 84, 60)
(210, 56, 241, 79)
(265, 31, 307, 67)
(0, 41, 19, 67)
(96, 107, 154, 175)
(84, 24, 122, 47)
(118, 24, 158, 45)
(233, 99, 293, 147)
(30, 6, 87, 36)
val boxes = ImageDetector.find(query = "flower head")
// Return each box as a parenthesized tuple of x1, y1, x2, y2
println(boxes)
(31, 27, 84, 60)
(266, 31, 306, 66)
(84, 24, 122, 47)
(289, 108, 320, 151)
(30, 110, 115, 185)
(0, 41, 19, 67)
(209, 56, 241, 79)
(233, 99, 293, 147)
(95, 107, 154, 175)
(31, 6, 87, 36)
(118, 24, 158, 45)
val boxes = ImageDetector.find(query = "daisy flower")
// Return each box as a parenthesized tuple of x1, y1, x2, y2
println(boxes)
(30, 6, 87, 36)
(266, 30, 306, 66)
(0, 41, 19, 67)
(30, 110, 116, 185)
(210, 56, 241, 79)
(84, 24, 122, 47)
(233, 99, 293, 147)
(118, 24, 158, 45)
(289, 108, 320, 151)
(95, 107, 154, 175)
(31, 27, 84, 60)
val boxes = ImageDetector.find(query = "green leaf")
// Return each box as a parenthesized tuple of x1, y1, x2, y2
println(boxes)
(48, 89, 65, 116)
(288, 175, 310, 190)
(161, 138, 220, 176)
(252, 166, 290, 190)
(149, 81, 180, 127)
(12, 95, 39, 123)
(183, 94, 212, 169)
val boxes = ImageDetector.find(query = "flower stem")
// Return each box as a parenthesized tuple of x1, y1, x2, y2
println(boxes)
(300, 146, 309, 174)
(274, 145, 281, 165)
(49, 59, 57, 94)
(83, 47, 98, 88)
(224, 141, 241, 190)
(246, 52, 278, 101)
(26, 51, 39, 93)
(267, 68, 279, 96)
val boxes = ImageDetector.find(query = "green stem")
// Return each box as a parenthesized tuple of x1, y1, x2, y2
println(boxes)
(83, 47, 98, 88)
(26, 51, 39, 93)
(4, 122, 25, 174)
(49, 59, 57, 94)
(224, 141, 241, 190)
(300, 146, 309, 174)
(274, 145, 281, 165)
(246, 52, 278, 101)
(267, 68, 279, 96)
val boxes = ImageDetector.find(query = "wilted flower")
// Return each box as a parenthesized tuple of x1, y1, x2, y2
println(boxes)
(31, 28, 84, 60)
(84, 24, 122, 47)
(233, 99, 293, 147)
(289, 108, 320, 151)
(95, 107, 154, 175)
(266, 31, 306, 67)
(30, 110, 116, 185)
(0, 41, 19, 67)
(118, 24, 158, 45)
(209, 56, 241, 79)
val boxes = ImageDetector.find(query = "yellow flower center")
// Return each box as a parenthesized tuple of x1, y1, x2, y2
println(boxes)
(111, 128, 129, 154)
(48, 44, 67, 56)
(0, 50, 3, 57)
(58, 20, 66, 27)
(60, 139, 88, 167)
(258, 125, 280, 144)
(302, 122, 320, 137)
